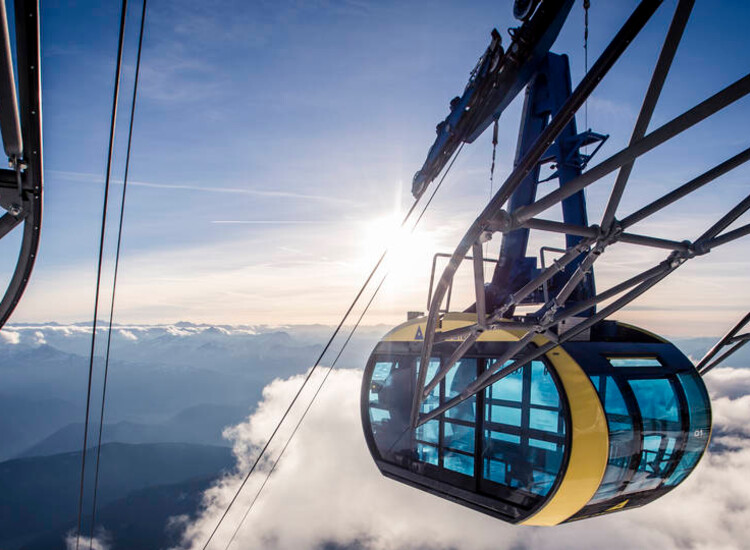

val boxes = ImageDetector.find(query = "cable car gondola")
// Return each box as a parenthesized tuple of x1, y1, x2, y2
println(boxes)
(361, 313, 711, 525)
(360, 0, 748, 526)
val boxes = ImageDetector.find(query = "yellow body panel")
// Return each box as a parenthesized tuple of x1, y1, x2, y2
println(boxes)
(383, 312, 531, 343)
(382, 313, 610, 525)
(521, 345, 609, 525)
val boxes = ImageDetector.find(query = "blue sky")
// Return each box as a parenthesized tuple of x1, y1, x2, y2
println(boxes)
(5, 0, 750, 336)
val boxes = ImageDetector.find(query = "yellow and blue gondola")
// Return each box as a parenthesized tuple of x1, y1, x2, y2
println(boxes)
(361, 313, 711, 525)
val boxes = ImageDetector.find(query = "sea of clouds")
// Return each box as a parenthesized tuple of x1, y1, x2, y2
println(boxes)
(166, 366, 750, 550)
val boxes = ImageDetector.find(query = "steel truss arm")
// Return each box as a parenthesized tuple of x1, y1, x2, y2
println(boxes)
(698, 312, 750, 376)
(512, 72, 750, 226)
(621, 148, 750, 229)
(419, 254, 679, 426)
(419, 181, 750, 424)
(704, 223, 750, 250)
(411, 2, 669, 417)
(600, 0, 694, 232)
(411, 0, 750, 429)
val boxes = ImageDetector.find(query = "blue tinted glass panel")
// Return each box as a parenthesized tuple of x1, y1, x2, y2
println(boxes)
(445, 358, 477, 421)
(588, 376, 640, 504)
(416, 419, 439, 445)
(446, 358, 477, 399)
(608, 357, 661, 367)
(418, 358, 441, 414)
(444, 451, 474, 475)
(643, 434, 661, 454)
(488, 431, 520, 444)
(483, 433, 527, 489)
(624, 378, 682, 494)
(369, 359, 416, 459)
(603, 378, 632, 432)
(530, 361, 559, 407)
(529, 438, 557, 451)
(530, 408, 559, 432)
(630, 379, 679, 425)
(372, 362, 392, 381)
(369, 361, 393, 405)
(485, 458, 507, 485)
(530, 470, 556, 495)
(444, 422, 475, 453)
(487, 359, 522, 402)
(369, 408, 390, 423)
(417, 443, 438, 465)
(666, 372, 711, 486)
(487, 405, 521, 426)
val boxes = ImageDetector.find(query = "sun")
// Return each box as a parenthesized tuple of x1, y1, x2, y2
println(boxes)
(360, 213, 440, 292)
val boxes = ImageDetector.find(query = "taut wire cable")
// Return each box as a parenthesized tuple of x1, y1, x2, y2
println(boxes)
(200, 143, 465, 549)
(87, 1, 148, 546)
(74, 2, 129, 548)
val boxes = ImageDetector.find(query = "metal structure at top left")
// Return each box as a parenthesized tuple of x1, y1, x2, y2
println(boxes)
(0, 0, 43, 328)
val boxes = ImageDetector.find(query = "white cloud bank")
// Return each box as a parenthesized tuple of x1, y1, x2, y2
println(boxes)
(172, 367, 750, 550)
(65, 531, 110, 550)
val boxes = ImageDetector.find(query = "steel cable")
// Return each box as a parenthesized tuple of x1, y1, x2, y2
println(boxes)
(220, 143, 465, 549)
(88, 1, 148, 546)
(74, 2, 129, 548)
(199, 143, 465, 550)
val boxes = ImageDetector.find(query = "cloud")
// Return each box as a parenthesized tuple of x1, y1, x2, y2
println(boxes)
(703, 366, 750, 401)
(0, 330, 20, 344)
(172, 366, 750, 550)
(118, 329, 138, 341)
(47, 170, 354, 205)
(64, 531, 111, 550)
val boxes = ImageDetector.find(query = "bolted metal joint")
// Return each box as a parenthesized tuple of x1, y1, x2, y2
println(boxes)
(485, 209, 511, 233)
(690, 240, 709, 256)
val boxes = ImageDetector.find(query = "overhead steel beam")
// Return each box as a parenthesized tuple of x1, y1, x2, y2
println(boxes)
(699, 340, 748, 376)
(513, 72, 750, 225)
(600, 0, 694, 231)
(418, 257, 677, 426)
(552, 262, 671, 320)
(695, 312, 750, 376)
(422, 331, 480, 397)
(694, 193, 750, 245)
(472, 242, 487, 328)
(411, 0, 700, 427)
(620, 147, 750, 229)
(618, 232, 690, 251)
(704, 222, 750, 251)
(523, 218, 599, 238)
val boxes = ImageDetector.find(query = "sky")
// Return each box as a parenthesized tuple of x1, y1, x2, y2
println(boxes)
(3, 0, 749, 336)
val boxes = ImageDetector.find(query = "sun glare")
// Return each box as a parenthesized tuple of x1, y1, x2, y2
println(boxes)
(360, 214, 439, 290)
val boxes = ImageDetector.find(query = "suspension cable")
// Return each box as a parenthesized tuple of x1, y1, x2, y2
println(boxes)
(485, 120, 499, 278)
(225, 276, 387, 549)
(88, 1, 148, 545)
(74, 2, 128, 548)
(221, 144, 465, 549)
(221, 143, 465, 549)
(199, 144, 465, 550)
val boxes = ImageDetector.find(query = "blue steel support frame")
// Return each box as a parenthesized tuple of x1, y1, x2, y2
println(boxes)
(489, 52, 596, 316)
